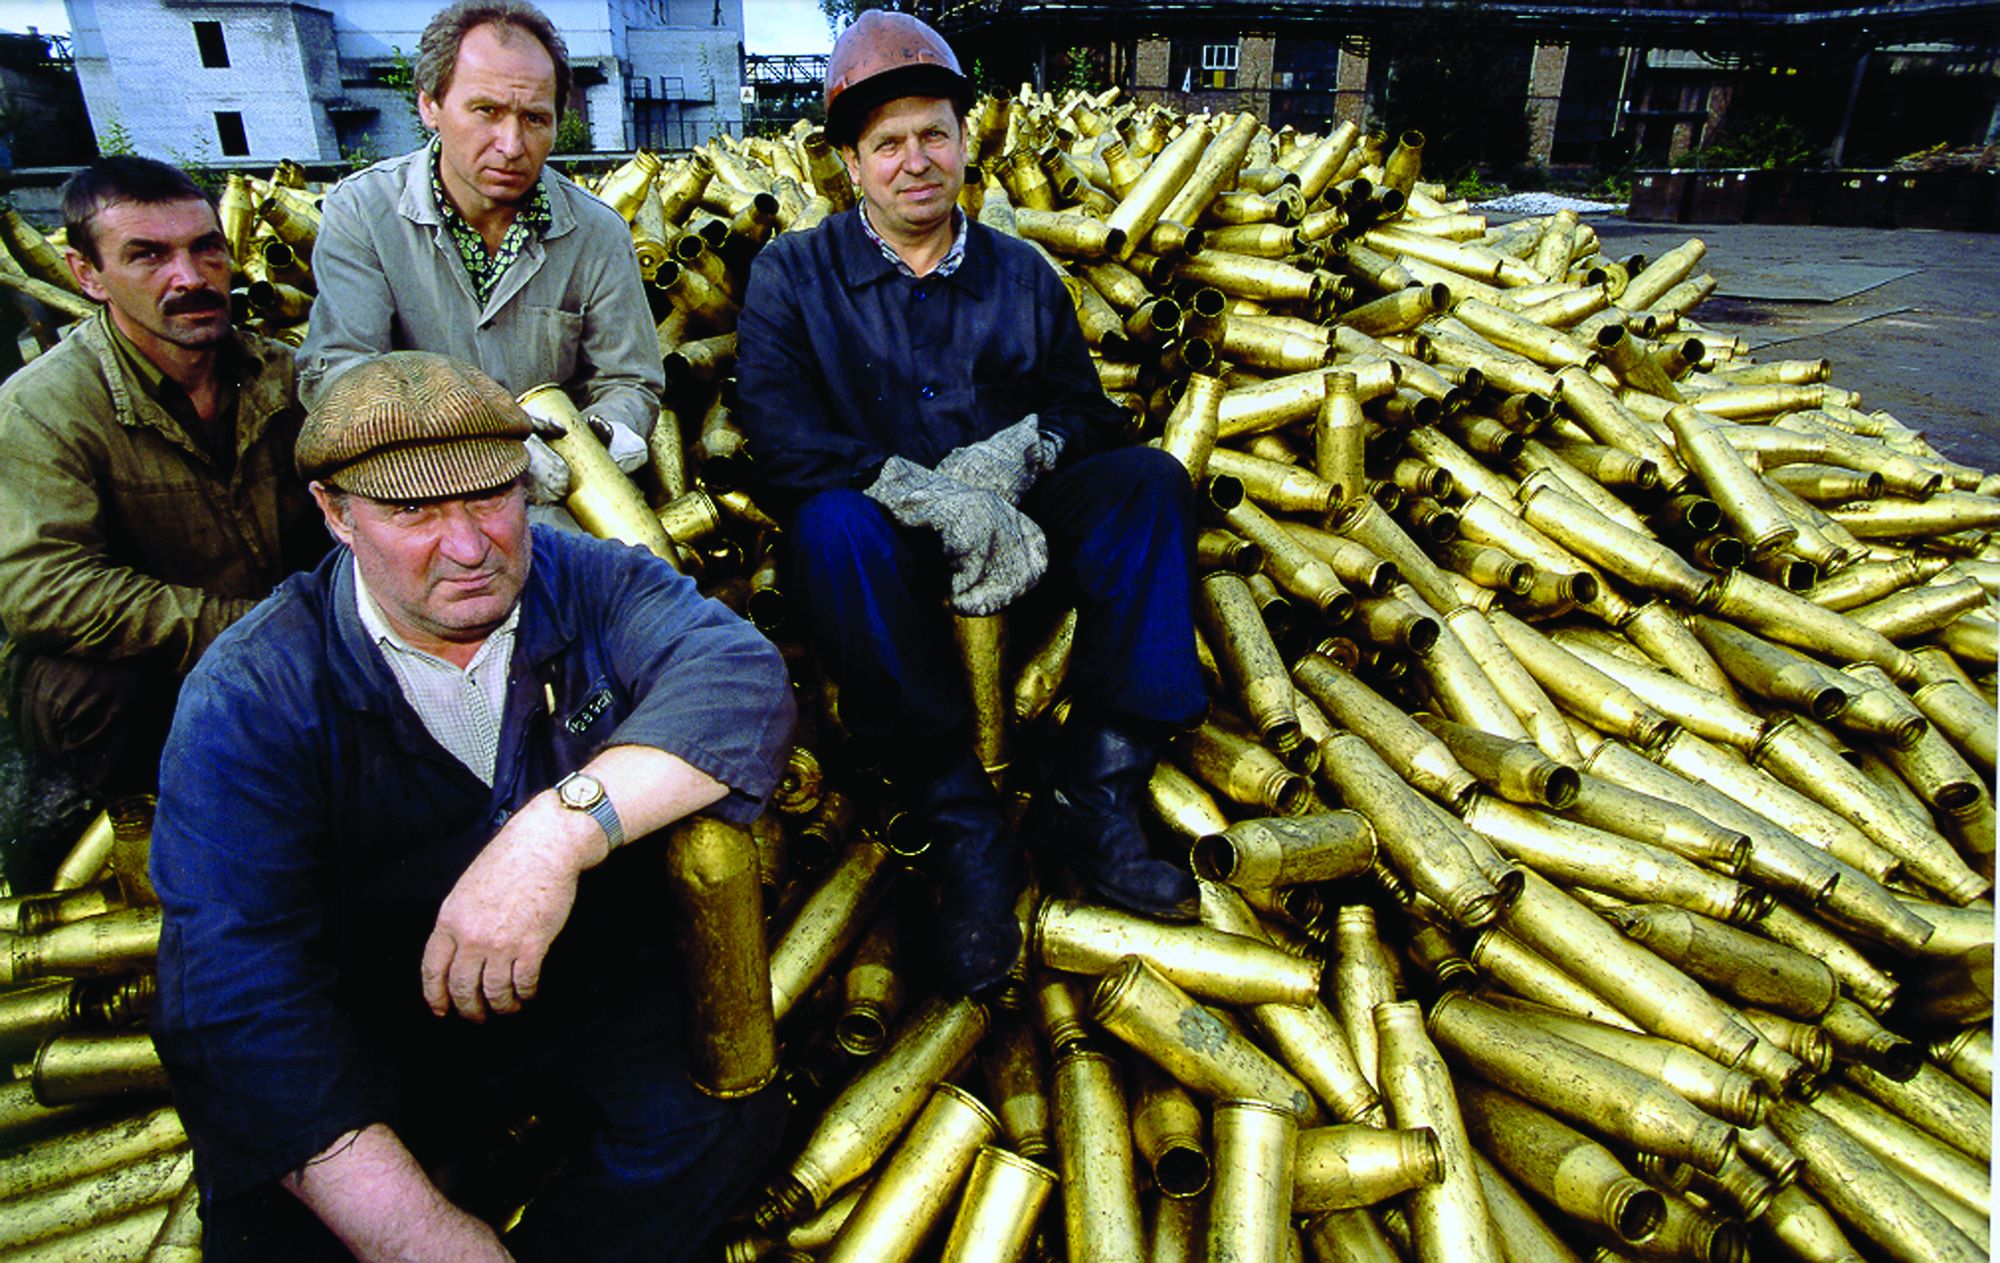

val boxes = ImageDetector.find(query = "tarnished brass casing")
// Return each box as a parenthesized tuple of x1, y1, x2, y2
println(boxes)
(1206, 1098, 1299, 1263)
(1429, 991, 1737, 1173)
(768, 838, 893, 1023)
(1193, 811, 1375, 889)
(822, 1084, 999, 1263)
(664, 817, 777, 1097)
(1130, 1065, 1212, 1199)
(1374, 1000, 1504, 1263)
(1767, 1100, 1985, 1263)
(29, 1030, 169, 1104)
(0, 906, 161, 984)
(1054, 1049, 1147, 1263)
(1292, 1124, 1441, 1212)
(1457, 1081, 1665, 1245)
(519, 385, 680, 564)
(939, 1146, 1057, 1263)
(1036, 898, 1321, 1007)
(759, 997, 988, 1224)
(1092, 957, 1317, 1121)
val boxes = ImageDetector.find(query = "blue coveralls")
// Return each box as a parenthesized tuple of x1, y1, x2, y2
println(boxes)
(735, 210, 1207, 756)
(149, 527, 796, 1261)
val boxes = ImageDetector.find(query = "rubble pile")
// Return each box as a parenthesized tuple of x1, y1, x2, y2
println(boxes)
(0, 89, 1993, 1263)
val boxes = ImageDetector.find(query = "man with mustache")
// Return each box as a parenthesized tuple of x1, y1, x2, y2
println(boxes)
(0, 156, 325, 797)
(300, 0, 663, 506)
(736, 12, 1206, 995)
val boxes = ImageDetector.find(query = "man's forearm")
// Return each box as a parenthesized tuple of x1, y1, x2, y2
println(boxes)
(283, 1124, 510, 1263)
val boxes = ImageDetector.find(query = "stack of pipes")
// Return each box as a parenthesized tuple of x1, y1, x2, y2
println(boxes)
(0, 87, 1993, 1263)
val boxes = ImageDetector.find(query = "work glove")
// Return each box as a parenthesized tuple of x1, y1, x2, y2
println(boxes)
(936, 414, 1063, 507)
(588, 416, 651, 474)
(523, 435, 572, 505)
(866, 455, 1048, 616)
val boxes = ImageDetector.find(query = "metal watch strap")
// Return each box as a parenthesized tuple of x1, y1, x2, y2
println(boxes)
(557, 773, 626, 850)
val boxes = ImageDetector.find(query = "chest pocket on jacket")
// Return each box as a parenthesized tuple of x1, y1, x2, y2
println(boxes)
(519, 305, 585, 387)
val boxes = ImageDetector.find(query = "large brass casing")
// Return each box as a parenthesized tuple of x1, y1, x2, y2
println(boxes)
(759, 997, 988, 1224)
(518, 385, 679, 564)
(1292, 1124, 1441, 1212)
(1456, 1081, 1665, 1245)
(768, 838, 894, 1023)
(1315, 733, 1503, 929)
(823, 1084, 999, 1263)
(664, 817, 777, 1097)
(0, 1104, 184, 1203)
(1130, 1066, 1212, 1198)
(1193, 811, 1376, 890)
(0, 906, 161, 985)
(1054, 1049, 1147, 1263)
(0, 1146, 191, 1254)
(29, 1031, 169, 1105)
(1036, 898, 1322, 1007)
(1767, 1100, 1984, 1263)
(939, 1146, 1058, 1263)
(1092, 957, 1317, 1121)
(1206, 1098, 1299, 1263)
(1427, 992, 1737, 1174)
(1374, 1000, 1504, 1263)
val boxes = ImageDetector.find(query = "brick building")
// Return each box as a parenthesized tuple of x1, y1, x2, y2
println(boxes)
(61, 0, 748, 164)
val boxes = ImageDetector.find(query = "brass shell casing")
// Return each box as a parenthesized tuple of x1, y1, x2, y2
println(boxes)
(938, 1146, 1057, 1263)
(1373, 1000, 1505, 1263)
(1130, 1065, 1212, 1198)
(1053, 1049, 1147, 1263)
(759, 997, 988, 1224)
(518, 385, 680, 565)
(0, 1145, 191, 1254)
(0, 906, 162, 986)
(1192, 811, 1376, 890)
(29, 1030, 168, 1105)
(1035, 898, 1321, 1008)
(1767, 1100, 1984, 1263)
(1092, 957, 1317, 1122)
(767, 838, 894, 1024)
(822, 1083, 999, 1263)
(1205, 1098, 1299, 1263)
(1457, 1081, 1664, 1245)
(1292, 1123, 1441, 1212)
(665, 816, 776, 1098)
(1429, 991, 1737, 1174)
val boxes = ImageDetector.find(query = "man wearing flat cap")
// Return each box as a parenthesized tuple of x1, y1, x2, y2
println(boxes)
(149, 352, 794, 1262)
(736, 10, 1206, 995)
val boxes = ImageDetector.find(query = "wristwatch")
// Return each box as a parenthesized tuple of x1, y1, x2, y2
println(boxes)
(554, 771, 625, 850)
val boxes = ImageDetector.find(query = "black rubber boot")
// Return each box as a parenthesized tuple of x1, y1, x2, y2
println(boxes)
(906, 751, 1024, 996)
(1032, 709, 1198, 920)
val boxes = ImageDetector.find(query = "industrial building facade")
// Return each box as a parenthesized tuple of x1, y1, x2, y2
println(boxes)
(61, 0, 749, 165)
(934, 0, 2000, 173)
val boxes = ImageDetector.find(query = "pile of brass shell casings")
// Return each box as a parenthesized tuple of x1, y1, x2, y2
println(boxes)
(3, 90, 1997, 1262)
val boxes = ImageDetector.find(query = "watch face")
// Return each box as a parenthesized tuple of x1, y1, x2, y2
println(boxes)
(560, 774, 603, 810)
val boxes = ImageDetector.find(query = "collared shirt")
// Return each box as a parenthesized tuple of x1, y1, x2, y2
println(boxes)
(856, 204, 968, 279)
(429, 139, 553, 307)
(102, 314, 243, 470)
(353, 558, 518, 786)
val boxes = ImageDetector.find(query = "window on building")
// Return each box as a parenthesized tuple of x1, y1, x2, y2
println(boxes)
(1170, 39, 1239, 92)
(214, 111, 248, 157)
(194, 21, 229, 69)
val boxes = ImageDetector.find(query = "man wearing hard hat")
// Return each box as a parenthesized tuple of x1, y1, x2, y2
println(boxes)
(737, 12, 1206, 995)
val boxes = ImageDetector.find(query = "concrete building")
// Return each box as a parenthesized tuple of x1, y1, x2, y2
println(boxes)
(0, 29, 94, 168)
(62, 0, 745, 165)
(936, 1, 2000, 173)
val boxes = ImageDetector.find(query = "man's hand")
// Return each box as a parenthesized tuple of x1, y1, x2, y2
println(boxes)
(936, 415, 1062, 506)
(523, 435, 572, 505)
(865, 456, 1048, 615)
(587, 416, 651, 474)
(421, 793, 603, 1022)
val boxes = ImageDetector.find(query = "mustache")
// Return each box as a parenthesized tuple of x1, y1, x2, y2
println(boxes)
(162, 290, 227, 316)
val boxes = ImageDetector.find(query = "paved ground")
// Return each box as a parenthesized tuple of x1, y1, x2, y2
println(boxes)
(1584, 220, 2000, 471)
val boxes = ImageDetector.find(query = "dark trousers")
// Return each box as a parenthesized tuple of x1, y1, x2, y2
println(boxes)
(786, 446, 1207, 760)
(12, 653, 180, 797)
(199, 967, 787, 1263)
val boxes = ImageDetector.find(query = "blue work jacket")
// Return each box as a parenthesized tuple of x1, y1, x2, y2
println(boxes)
(735, 209, 1130, 515)
(149, 527, 795, 1201)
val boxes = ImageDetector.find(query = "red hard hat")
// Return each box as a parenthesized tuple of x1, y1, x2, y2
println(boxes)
(823, 10, 973, 147)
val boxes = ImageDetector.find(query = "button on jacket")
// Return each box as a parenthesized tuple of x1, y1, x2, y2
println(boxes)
(149, 527, 795, 1201)
(0, 309, 324, 673)
(735, 209, 1128, 515)
(298, 147, 665, 440)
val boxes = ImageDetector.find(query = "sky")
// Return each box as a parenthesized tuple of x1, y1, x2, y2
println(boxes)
(0, 0, 837, 52)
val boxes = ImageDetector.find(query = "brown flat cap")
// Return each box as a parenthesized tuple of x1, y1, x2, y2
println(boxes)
(297, 352, 533, 500)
